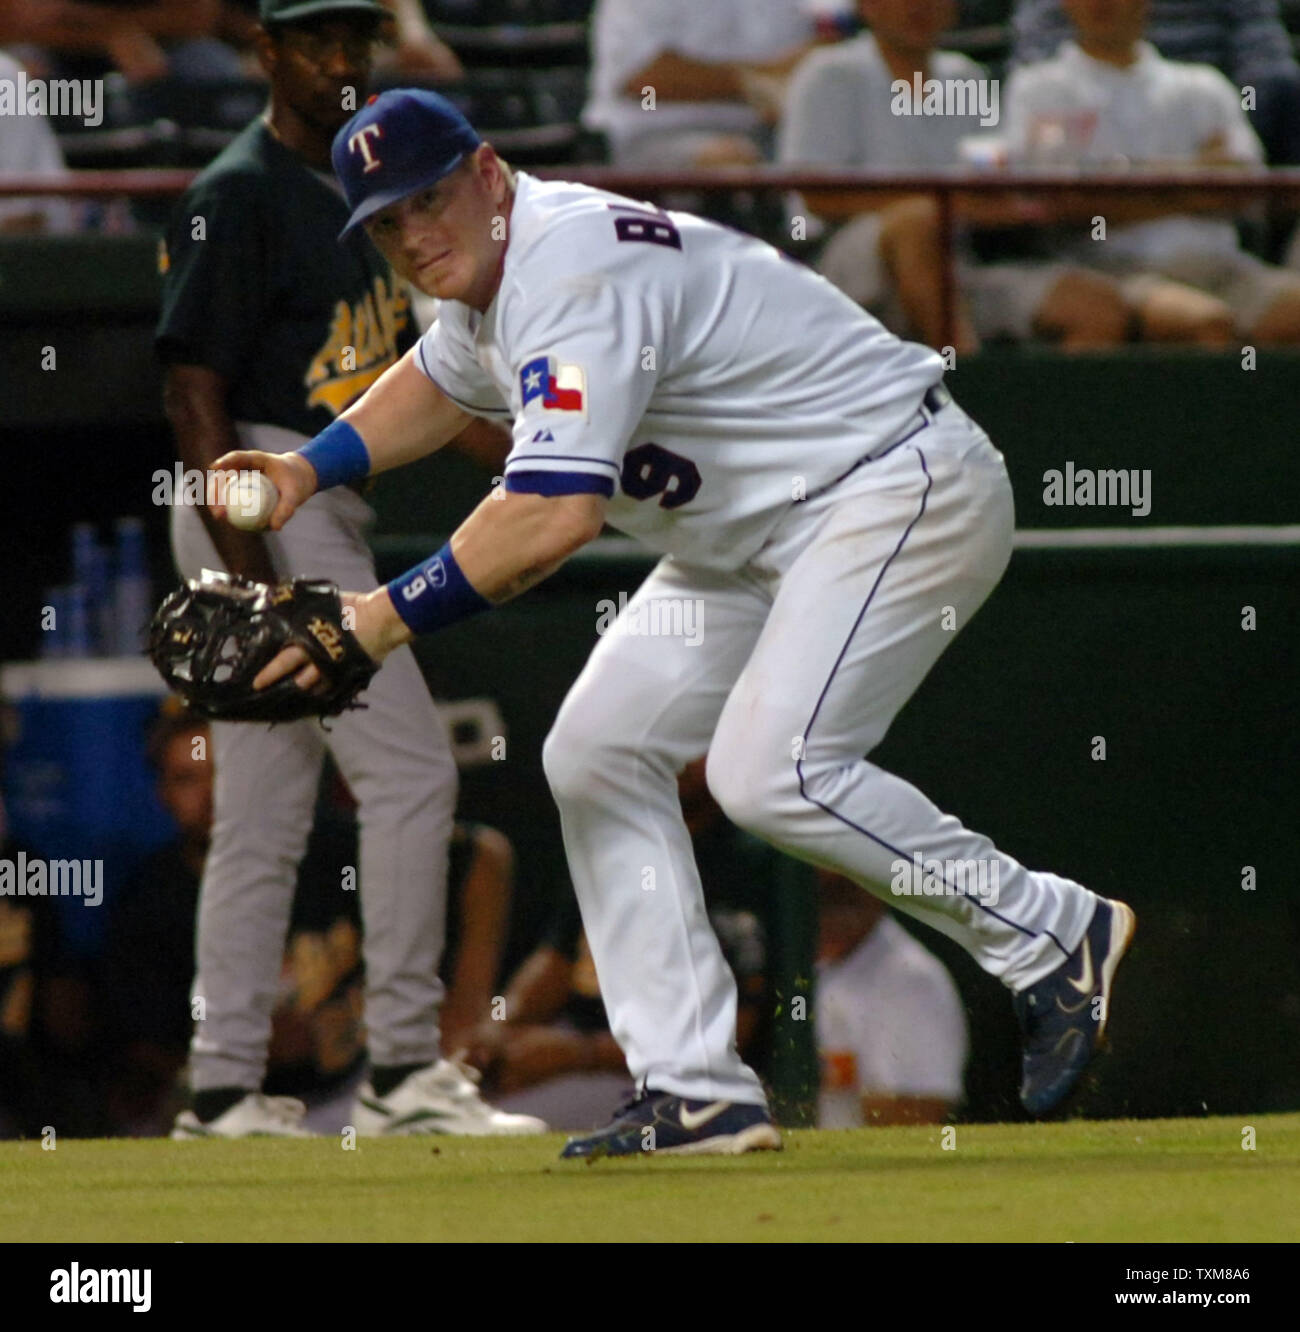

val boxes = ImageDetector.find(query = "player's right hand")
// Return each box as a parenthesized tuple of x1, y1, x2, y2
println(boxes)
(208, 449, 317, 531)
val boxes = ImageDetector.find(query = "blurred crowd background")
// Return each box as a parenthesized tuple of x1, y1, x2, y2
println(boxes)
(8, 0, 1300, 345)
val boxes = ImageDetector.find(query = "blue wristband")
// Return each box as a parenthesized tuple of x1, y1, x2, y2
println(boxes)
(298, 419, 371, 492)
(387, 542, 491, 636)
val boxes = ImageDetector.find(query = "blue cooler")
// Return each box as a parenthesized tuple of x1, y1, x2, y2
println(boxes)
(1, 658, 176, 956)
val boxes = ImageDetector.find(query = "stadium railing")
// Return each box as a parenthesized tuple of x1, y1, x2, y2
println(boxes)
(7, 164, 1300, 350)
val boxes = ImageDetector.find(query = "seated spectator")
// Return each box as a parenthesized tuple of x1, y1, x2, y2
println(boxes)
(461, 905, 767, 1131)
(0, 791, 103, 1138)
(455, 902, 637, 1132)
(0, 1, 243, 85)
(583, 0, 820, 167)
(815, 871, 967, 1127)
(1011, 0, 1300, 164)
(779, 0, 1129, 352)
(461, 758, 773, 1131)
(101, 705, 211, 1135)
(103, 701, 515, 1135)
(265, 819, 514, 1132)
(218, 0, 462, 81)
(0, 48, 76, 233)
(378, 0, 462, 79)
(1005, 0, 1300, 345)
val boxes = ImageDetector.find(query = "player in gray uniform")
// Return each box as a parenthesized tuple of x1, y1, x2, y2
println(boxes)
(156, 0, 542, 1138)
(219, 89, 1137, 1157)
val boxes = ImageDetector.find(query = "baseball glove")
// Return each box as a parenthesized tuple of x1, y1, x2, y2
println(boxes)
(148, 570, 379, 722)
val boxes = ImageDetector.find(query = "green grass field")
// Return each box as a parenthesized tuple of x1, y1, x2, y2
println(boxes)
(2, 1114, 1295, 1243)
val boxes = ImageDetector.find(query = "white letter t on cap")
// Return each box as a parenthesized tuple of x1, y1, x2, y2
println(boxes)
(350, 125, 384, 173)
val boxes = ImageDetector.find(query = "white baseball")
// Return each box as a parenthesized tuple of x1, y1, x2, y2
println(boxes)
(227, 471, 279, 531)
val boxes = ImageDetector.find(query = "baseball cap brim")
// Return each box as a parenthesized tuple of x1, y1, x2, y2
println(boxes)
(262, 0, 389, 25)
(338, 150, 470, 238)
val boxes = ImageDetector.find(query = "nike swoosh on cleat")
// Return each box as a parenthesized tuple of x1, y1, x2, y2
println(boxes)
(1067, 936, 1095, 996)
(1055, 936, 1097, 1016)
(677, 1101, 732, 1131)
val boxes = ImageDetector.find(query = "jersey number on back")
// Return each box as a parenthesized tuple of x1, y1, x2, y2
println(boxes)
(609, 206, 692, 505)
(622, 443, 701, 509)
(608, 203, 682, 250)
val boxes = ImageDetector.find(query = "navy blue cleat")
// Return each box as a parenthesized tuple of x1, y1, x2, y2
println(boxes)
(1014, 897, 1137, 1116)
(560, 1089, 782, 1159)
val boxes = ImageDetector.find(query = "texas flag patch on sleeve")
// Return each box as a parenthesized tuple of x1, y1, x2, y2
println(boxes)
(519, 355, 586, 417)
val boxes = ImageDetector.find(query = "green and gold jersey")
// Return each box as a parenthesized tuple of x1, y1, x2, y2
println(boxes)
(156, 119, 412, 435)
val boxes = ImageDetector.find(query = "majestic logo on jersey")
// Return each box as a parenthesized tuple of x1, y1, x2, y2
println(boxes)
(348, 124, 384, 174)
(519, 356, 586, 416)
(304, 273, 410, 416)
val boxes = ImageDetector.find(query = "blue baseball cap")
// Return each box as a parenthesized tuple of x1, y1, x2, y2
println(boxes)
(332, 88, 482, 238)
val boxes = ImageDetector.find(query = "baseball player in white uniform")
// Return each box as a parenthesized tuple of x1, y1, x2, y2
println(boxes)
(218, 89, 1137, 1157)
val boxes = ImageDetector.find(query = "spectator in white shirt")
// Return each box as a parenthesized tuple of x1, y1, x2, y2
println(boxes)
(780, 0, 1129, 353)
(0, 49, 75, 233)
(816, 872, 968, 1128)
(1005, 0, 1300, 345)
(1011, 0, 1300, 165)
(582, 0, 820, 167)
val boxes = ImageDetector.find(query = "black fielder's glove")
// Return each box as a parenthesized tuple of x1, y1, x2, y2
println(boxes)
(148, 570, 379, 723)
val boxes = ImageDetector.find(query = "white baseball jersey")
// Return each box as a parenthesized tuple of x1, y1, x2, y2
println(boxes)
(416, 171, 943, 570)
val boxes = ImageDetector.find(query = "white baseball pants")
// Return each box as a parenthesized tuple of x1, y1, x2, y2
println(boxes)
(543, 402, 1098, 1105)
(171, 424, 458, 1092)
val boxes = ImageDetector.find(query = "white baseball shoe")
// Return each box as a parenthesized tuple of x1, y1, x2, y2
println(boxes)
(171, 1092, 313, 1139)
(349, 1059, 548, 1136)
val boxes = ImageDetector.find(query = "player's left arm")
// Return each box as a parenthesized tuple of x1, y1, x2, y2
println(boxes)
(253, 487, 606, 690)
(447, 487, 607, 602)
(351, 485, 605, 655)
